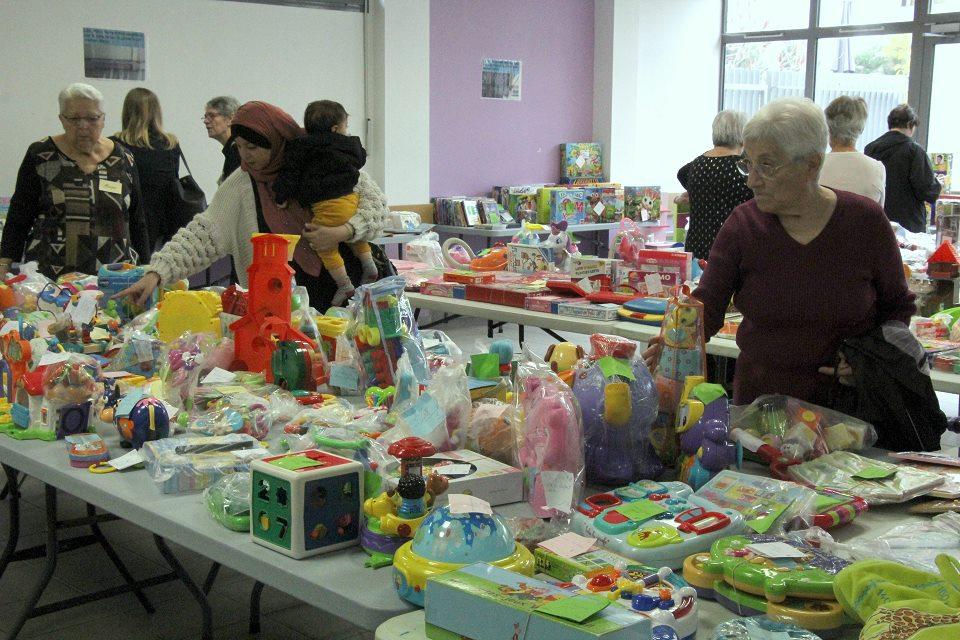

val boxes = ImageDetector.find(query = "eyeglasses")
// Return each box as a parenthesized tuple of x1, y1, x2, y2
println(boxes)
(61, 114, 103, 126)
(202, 112, 222, 122)
(736, 157, 787, 179)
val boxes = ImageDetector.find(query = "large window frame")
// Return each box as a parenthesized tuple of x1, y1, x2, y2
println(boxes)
(720, 1, 960, 146)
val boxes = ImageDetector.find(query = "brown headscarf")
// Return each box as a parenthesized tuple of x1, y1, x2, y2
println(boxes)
(230, 101, 323, 276)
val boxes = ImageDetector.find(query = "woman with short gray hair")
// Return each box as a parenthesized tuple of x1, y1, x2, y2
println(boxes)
(205, 95, 242, 183)
(820, 95, 885, 204)
(0, 82, 149, 279)
(676, 109, 753, 259)
(648, 98, 915, 419)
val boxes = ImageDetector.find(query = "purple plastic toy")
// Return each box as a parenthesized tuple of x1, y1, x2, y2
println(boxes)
(677, 382, 738, 490)
(573, 339, 661, 486)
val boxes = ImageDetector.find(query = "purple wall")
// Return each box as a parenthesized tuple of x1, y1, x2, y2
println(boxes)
(429, 0, 595, 198)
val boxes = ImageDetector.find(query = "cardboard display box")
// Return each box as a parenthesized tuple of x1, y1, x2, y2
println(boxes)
(557, 302, 620, 321)
(424, 450, 522, 507)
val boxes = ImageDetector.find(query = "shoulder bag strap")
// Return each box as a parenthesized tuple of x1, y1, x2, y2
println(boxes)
(178, 147, 195, 178)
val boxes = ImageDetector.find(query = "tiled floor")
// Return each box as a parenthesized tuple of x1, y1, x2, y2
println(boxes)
(1, 315, 956, 639)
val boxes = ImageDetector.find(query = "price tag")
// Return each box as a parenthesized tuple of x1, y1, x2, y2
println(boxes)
(746, 542, 807, 559)
(201, 367, 236, 385)
(329, 364, 359, 391)
(539, 532, 596, 558)
(133, 338, 154, 364)
(577, 277, 598, 293)
(38, 351, 71, 367)
(541, 470, 575, 513)
(641, 208, 650, 222)
(69, 294, 98, 325)
(448, 494, 492, 515)
(644, 273, 663, 295)
(401, 394, 446, 440)
(852, 466, 896, 480)
(593, 201, 605, 216)
(160, 400, 179, 419)
(575, 155, 587, 169)
(107, 449, 144, 470)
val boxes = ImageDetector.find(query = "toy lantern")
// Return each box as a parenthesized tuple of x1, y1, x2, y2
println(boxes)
(387, 437, 437, 520)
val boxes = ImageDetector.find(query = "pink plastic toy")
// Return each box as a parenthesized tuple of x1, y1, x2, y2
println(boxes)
(611, 217, 646, 265)
(518, 373, 584, 518)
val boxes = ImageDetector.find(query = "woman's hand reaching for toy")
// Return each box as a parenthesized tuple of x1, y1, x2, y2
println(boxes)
(115, 272, 160, 306)
(818, 353, 854, 386)
(642, 336, 663, 372)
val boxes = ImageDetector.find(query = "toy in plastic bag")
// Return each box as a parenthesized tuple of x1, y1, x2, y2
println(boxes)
(427, 362, 471, 451)
(10, 262, 54, 312)
(404, 231, 444, 269)
(730, 394, 877, 462)
(789, 451, 944, 505)
(572, 333, 661, 485)
(159, 332, 235, 411)
(141, 433, 265, 494)
(347, 276, 427, 389)
(467, 400, 516, 466)
(651, 286, 706, 463)
(516, 361, 585, 518)
(186, 392, 269, 440)
(39, 353, 103, 440)
(695, 470, 818, 535)
(610, 217, 645, 264)
(203, 472, 251, 532)
(104, 331, 164, 376)
(711, 617, 824, 640)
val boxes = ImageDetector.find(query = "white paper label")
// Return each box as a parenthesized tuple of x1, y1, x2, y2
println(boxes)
(593, 201, 605, 215)
(641, 208, 651, 222)
(448, 494, 493, 515)
(160, 400, 180, 419)
(435, 464, 473, 476)
(540, 470, 575, 513)
(108, 449, 144, 471)
(69, 295, 98, 325)
(133, 338, 153, 364)
(230, 448, 269, 462)
(38, 351, 71, 367)
(575, 155, 586, 169)
(101, 371, 133, 379)
(201, 367, 236, 385)
(576, 277, 598, 293)
(644, 273, 664, 295)
(539, 532, 596, 558)
(746, 542, 807, 559)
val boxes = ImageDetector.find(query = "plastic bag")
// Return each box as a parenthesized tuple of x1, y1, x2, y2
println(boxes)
(104, 331, 164, 376)
(10, 262, 53, 312)
(572, 333, 661, 485)
(159, 332, 235, 411)
(428, 362, 471, 451)
(40, 353, 103, 438)
(467, 400, 516, 465)
(610, 217, 645, 263)
(203, 472, 251, 531)
(788, 451, 945, 504)
(141, 434, 265, 494)
(731, 394, 877, 461)
(185, 392, 270, 440)
(404, 231, 444, 269)
(515, 360, 585, 518)
(695, 470, 818, 535)
(346, 276, 427, 389)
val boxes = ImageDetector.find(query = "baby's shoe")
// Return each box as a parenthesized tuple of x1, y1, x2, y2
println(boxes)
(331, 284, 355, 307)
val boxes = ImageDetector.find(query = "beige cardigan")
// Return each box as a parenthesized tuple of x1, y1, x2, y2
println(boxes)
(148, 169, 387, 286)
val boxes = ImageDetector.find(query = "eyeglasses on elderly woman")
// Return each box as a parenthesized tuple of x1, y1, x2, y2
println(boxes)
(736, 156, 788, 179)
(60, 113, 104, 126)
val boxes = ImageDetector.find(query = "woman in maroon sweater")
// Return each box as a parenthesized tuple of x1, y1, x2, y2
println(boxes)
(650, 97, 915, 407)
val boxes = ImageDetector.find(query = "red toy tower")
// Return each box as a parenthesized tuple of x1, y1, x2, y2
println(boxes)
(230, 235, 315, 379)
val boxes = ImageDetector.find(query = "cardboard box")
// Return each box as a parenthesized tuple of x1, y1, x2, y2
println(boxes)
(525, 294, 587, 314)
(466, 283, 550, 308)
(425, 563, 649, 640)
(507, 243, 554, 274)
(557, 302, 620, 321)
(535, 547, 642, 583)
(560, 142, 604, 183)
(422, 278, 466, 299)
(624, 186, 662, 222)
(443, 270, 495, 285)
(569, 256, 621, 279)
(548, 189, 588, 224)
(424, 450, 522, 507)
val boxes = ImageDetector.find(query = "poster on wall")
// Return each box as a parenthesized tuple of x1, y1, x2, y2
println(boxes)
(83, 28, 146, 81)
(482, 59, 521, 101)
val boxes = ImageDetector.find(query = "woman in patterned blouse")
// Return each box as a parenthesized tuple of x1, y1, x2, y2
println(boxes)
(676, 110, 754, 260)
(0, 83, 149, 280)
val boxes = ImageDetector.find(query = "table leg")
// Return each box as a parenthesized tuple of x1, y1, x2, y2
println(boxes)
(0, 465, 21, 583)
(154, 535, 213, 640)
(202, 561, 221, 595)
(6, 484, 59, 640)
(519, 325, 524, 345)
(248, 580, 265, 634)
(398, 244, 404, 260)
(86, 503, 154, 613)
(487, 320, 493, 339)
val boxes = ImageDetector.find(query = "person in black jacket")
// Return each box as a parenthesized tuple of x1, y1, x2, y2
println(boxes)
(113, 88, 184, 248)
(273, 100, 375, 306)
(864, 104, 941, 233)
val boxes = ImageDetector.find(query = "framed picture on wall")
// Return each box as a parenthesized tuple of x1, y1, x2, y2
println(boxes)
(482, 58, 521, 101)
(83, 27, 146, 81)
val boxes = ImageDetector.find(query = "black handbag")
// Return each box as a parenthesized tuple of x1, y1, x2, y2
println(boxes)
(175, 148, 207, 224)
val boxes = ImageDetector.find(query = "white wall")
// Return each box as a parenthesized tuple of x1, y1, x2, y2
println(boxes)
(0, 0, 365, 199)
(595, 0, 722, 192)
(364, 0, 430, 205)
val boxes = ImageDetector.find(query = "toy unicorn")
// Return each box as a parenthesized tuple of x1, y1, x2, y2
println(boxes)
(541, 221, 580, 272)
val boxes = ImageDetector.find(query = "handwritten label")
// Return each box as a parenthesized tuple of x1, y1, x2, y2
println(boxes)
(613, 499, 666, 522)
(434, 463, 473, 476)
(540, 470, 575, 513)
(539, 532, 596, 558)
(329, 364, 359, 391)
(401, 394, 446, 440)
(852, 466, 896, 481)
(597, 356, 636, 381)
(70, 294, 98, 325)
(593, 201, 605, 216)
(108, 449, 144, 470)
(448, 494, 493, 515)
(201, 367, 236, 385)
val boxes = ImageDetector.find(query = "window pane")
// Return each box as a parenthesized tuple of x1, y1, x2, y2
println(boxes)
(928, 43, 960, 193)
(814, 34, 911, 149)
(931, 0, 960, 14)
(723, 41, 807, 117)
(725, 0, 809, 33)
(819, 0, 914, 26)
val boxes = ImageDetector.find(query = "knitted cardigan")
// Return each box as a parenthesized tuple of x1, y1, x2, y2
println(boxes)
(147, 168, 387, 287)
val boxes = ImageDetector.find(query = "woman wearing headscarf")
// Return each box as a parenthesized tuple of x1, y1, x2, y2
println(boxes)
(118, 101, 388, 311)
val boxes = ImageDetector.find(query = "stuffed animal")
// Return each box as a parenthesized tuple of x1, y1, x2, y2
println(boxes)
(544, 342, 584, 386)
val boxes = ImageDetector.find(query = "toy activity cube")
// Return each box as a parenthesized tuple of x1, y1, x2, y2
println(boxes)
(251, 449, 363, 559)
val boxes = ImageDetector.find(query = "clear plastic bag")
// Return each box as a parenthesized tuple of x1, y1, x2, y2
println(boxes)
(159, 332, 235, 411)
(10, 262, 53, 312)
(141, 433, 264, 494)
(788, 451, 945, 504)
(104, 331, 164, 376)
(572, 333, 661, 485)
(695, 470, 818, 535)
(346, 276, 427, 388)
(203, 472, 251, 532)
(731, 395, 877, 460)
(404, 231, 444, 268)
(515, 360, 585, 518)
(467, 400, 516, 466)
(185, 392, 270, 440)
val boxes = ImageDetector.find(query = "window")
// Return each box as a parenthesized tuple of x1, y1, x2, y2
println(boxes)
(814, 34, 911, 147)
(721, 1, 957, 152)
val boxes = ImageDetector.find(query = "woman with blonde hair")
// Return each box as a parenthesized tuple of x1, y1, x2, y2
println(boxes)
(112, 87, 184, 248)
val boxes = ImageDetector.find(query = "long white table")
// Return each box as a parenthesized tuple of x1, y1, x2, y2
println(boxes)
(0, 429, 415, 638)
(406, 292, 960, 394)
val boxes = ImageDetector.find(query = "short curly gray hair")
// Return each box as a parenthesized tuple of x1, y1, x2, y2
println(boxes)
(743, 97, 828, 161)
(825, 96, 868, 147)
(712, 110, 748, 148)
(58, 83, 104, 114)
(205, 96, 240, 119)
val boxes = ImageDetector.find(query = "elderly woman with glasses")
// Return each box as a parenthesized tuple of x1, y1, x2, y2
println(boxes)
(0, 82, 149, 280)
(646, 97, 915, 407)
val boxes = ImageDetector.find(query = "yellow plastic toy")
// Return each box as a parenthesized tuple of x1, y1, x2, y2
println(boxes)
(156, 290, 223, 343)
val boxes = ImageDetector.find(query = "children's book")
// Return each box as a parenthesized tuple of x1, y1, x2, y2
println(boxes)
(624, 186, 662, 222)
